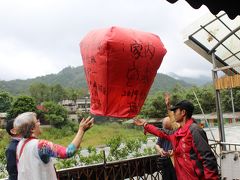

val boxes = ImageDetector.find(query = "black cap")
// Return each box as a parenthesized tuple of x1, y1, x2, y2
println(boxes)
(170, 100, 194, 115)
(6, 119, 15, 136)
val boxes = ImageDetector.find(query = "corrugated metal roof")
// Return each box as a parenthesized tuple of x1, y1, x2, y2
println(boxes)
(183, 12, 240, 75)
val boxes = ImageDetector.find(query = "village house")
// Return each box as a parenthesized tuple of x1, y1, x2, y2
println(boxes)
(60, 97, 91, 114)
(0, 112, 7, 128)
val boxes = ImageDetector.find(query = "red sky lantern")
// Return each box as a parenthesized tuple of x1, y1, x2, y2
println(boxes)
(80, 26, 167, 118)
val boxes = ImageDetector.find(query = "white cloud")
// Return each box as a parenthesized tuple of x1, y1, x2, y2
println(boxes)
(176, 68, 211, 78)
(0, 39, 58, 80)
(0, 0, 213, 81)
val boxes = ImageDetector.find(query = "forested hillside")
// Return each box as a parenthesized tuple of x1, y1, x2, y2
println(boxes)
(0, 66, 193, 95)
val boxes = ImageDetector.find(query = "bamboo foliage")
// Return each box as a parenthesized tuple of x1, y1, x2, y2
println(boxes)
(215, 74, 240, 89)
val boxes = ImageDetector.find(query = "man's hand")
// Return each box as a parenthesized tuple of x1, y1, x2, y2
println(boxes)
(168, 150, 173, 156)
(157, 147, 170, 157)
(133, 118, 147, 126)
(164, 92, 171, 110)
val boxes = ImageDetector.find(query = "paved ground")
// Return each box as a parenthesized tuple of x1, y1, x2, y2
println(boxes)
(206, 123, 240, 179)
(205, 122, 240, 144)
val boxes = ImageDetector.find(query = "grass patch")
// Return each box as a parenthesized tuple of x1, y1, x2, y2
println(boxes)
(39, 122, 146, 147)
(0, 122, 148, 150)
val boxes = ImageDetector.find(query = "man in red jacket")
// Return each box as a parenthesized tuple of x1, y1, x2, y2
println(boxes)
(134, 100, 219, 180)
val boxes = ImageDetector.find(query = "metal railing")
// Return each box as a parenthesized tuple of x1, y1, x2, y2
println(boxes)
(57, 141, 240, 180)
(209, 140, 240, 178)
(220, 142, 240, 152)
(209, 140, 240, 154)
(56, 155, 162, 180)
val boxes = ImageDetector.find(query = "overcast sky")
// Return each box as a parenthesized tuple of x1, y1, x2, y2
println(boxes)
(0, 0, 214, 81)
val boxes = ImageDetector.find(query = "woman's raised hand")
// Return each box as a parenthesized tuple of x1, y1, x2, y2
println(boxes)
(79, 116, 94, 131)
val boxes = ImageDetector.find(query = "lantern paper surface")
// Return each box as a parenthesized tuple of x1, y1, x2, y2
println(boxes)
(80, 26, 167, 118)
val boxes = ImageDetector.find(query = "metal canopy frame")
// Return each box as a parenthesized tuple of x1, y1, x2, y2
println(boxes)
(184, 12, 240, 74)
(183, 12, 240, 148)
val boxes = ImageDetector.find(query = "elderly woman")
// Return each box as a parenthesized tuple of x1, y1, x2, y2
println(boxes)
(14, 112, 94, 180)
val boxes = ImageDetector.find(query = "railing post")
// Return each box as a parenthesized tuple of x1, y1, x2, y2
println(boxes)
(211, 52, 226, 151)
(103, 150, 107, 180)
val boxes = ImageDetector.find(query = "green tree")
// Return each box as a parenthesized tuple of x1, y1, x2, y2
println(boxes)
(29, 83, 49, 104)
(190, 86, 215, 114)
(30, 83, 69, 104)
(171, 83, 187, 105)
(0, 91, 13, 112)
(233, 88, 240, 112)
(7, 96, 36, 119)
(140, 91, 166, 118)
(49, 84, 66, 103)
(65, 88, 86, 101)
(221, 88, 240, 112)
(140, 84, 217, 118)
(201, 86, 216, 112)
(43, 101, 68, 128)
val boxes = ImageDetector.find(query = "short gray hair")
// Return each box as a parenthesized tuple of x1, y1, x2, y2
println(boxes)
(14, 112, 37, 138)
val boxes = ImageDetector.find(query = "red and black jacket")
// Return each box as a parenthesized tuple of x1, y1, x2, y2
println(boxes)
(144, 119, 219, 180)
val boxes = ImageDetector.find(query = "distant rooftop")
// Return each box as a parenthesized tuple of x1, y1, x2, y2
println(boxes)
(193, 112, 240, 120)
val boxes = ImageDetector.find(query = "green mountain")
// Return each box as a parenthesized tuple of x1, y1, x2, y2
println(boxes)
(0, 66, 192, 95)
(149, 73, 191, 94)
(168, 72, 212, 86)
